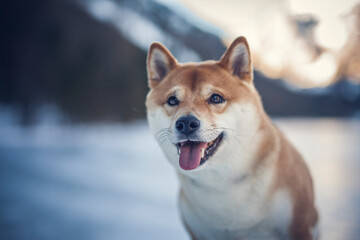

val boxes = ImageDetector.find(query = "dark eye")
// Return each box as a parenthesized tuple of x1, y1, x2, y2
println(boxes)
(209, 94, 225, 104)
(167, 96, 179, 106)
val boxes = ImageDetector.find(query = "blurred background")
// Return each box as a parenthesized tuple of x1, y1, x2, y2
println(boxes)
(0, 0, 359, 239)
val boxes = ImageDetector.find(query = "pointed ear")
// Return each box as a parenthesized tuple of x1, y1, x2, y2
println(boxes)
(218, 37, 253, 82)
(147, 42, 177, 88)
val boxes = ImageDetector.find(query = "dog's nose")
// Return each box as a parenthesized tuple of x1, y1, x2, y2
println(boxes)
(176, 115, 200, 135)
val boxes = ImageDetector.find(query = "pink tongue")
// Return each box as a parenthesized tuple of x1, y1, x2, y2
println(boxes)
(179, 142, 208, 170)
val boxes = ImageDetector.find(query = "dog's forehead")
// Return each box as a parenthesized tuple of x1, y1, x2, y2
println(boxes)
(167, 64, 233, 94)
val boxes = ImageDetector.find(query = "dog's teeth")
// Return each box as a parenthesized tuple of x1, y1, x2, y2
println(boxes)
(178, 148, 181, 155)
(201, 148, 205, 158)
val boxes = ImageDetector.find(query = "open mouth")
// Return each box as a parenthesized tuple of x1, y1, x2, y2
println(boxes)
(176, 132, 224, 170)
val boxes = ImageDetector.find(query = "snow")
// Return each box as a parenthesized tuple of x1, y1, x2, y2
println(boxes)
(0, 108, 187, 240)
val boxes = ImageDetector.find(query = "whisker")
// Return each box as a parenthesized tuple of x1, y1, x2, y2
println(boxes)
(154, 121, 255, 146)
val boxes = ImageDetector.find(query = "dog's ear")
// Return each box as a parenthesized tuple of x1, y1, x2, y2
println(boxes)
(218, 37, 253, 82)
(147, 42, 177, 88)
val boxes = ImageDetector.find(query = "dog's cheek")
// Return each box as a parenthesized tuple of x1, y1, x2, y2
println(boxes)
(147, 107, 180, 167)
(147, 107, 172, 139)
(210, 102, 228, 114)
(163, 104, 180, 117)
(219, 102, 260, 134)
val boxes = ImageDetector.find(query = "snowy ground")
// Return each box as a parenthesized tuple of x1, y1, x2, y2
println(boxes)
(0, 113, 359, 240)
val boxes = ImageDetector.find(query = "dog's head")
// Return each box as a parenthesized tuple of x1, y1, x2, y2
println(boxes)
(146, 37, 264, 173)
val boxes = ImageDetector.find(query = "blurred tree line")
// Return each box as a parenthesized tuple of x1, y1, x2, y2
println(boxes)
(0, 0, 148, 123)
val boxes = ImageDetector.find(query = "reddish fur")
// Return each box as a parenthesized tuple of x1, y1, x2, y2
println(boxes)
(273, 131, 318, 240)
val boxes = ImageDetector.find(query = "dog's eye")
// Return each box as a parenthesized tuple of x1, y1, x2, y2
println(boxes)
(167, 96, 179, 106)
(209, 94, 225, 104)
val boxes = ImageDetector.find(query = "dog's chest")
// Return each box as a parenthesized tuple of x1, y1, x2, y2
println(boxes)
(179, 173, 292, 240)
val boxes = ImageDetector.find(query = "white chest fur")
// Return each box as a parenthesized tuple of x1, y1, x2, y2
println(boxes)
(178, 163, 292, 240)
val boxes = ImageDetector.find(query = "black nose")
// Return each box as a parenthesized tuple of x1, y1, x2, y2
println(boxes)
(176, 115, 200, 135)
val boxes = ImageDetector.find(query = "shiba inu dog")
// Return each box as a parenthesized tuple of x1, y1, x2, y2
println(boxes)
(145, 37, 318, 240)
